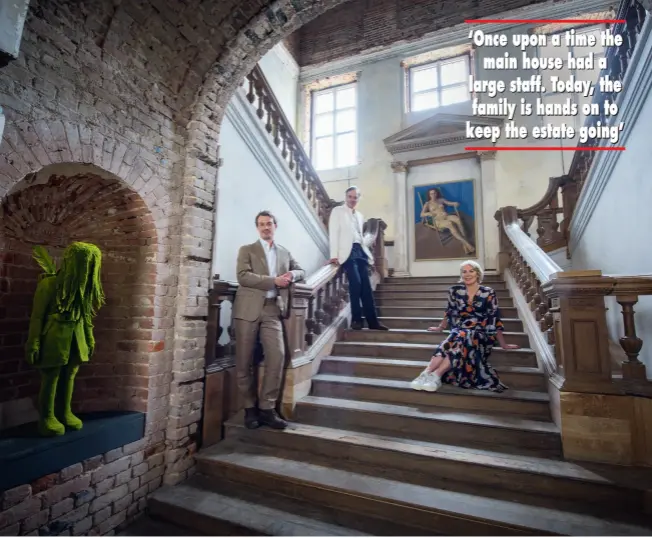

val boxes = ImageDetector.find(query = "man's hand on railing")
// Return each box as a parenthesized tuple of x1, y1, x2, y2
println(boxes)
(326, 258, 340, 266)
(274, 275, 292, 288)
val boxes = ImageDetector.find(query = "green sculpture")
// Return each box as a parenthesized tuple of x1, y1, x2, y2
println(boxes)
(25, 242, 105, 437)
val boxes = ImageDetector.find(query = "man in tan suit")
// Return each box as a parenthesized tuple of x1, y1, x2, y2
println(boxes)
(233, 210, 305, 430)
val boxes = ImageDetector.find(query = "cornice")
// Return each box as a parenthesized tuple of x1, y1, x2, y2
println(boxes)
(568, 14, 652, 254)
(299, 0, 614, 83)
(225, 89, 330, 257)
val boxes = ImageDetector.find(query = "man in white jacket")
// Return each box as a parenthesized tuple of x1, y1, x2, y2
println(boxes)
(328, 186, 388, 331)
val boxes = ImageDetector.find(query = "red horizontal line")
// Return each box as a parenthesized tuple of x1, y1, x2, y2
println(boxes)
(465, 19, 625, 23)
(465, 146, 625, 151)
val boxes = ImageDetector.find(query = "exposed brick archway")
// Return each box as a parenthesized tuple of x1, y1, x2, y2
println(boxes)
(0, 163, 161, 422)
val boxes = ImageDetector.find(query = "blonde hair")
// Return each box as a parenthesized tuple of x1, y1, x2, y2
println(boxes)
(459, 260, 484, 283)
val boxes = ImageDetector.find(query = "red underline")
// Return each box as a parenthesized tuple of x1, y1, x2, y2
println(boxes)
(465, 19, 625, 24)
(465, 146, 626, 151)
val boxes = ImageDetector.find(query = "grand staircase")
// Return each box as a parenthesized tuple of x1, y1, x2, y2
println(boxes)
(149, 275, 652, 535)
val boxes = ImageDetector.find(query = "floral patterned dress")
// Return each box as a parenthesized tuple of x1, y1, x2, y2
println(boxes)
(434, 284, 508, 392)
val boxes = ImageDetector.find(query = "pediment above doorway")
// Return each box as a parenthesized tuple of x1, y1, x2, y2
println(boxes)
(383, 112, 504, 155)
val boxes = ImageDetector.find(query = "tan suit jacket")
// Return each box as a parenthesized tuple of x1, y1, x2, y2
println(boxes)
(233, 241, 305, 322)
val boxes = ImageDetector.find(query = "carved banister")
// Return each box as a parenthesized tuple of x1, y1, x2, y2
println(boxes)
(568, 0, 648, 194)
(244, 65, 337, 229)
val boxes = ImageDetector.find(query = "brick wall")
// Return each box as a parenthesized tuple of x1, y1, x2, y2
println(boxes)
(296, 0, 549, 66)
(0, 171, 158, 415)
(0, 438, 170, 536)
(0, 0, 350, 534)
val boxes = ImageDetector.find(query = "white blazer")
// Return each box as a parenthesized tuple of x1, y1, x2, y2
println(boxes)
(329, 204, 374, 265)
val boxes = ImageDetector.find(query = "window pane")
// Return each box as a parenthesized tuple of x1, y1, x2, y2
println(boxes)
(336, 109, 356, 133)
(336, 133, 356, 168)
(440, 58, 467, 85)
(412, 67, 438, 92)
(441, 84, 468, 106)
(314, 91, 334, 114)
(541, 93, 578, 129)
(412, 91, 439, 111)
(314, 137, 334, 170)
(314, 113, 333, 137)
(336, 87, 355, 109)
(572, 27, 605, 57)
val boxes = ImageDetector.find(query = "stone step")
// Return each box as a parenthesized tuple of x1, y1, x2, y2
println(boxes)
(378, 306, 519, 318)
(149, 478, 374, 536)
(193, 447, 651, 535)
(386, 275, 504, 284)
(331, 341, 538, 367)
(378, 316, 524, 332)
(321, 356, 547, 392)
(310, 374, 550, 419)
(375, 296, 515, 307)
(342, 328, 531, 348)
(224, 420, 652, 518)
(294, 396, 561, 457)
(374, 290, 512, 300)
(377, 283, 509, 292)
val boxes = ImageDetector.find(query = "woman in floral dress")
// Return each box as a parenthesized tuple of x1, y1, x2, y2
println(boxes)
(410, 260, 519, 393)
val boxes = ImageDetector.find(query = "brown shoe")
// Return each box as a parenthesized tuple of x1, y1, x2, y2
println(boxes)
(258, 409, 288, 430)
(368, 323, 389, 331)
(351, 320, 363, 330)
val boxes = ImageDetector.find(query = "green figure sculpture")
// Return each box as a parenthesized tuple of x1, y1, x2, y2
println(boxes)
(25, 242, 105, 437)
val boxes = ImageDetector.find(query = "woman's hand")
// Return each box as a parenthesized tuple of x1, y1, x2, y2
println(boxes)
(501, 343, 520, 349)
(427, 326, 443, 333)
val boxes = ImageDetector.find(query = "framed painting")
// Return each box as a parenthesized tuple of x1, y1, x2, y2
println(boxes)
(413, 178, 477, 261)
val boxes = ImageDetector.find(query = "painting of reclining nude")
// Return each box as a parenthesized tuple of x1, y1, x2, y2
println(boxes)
(413, 179, 477, 261)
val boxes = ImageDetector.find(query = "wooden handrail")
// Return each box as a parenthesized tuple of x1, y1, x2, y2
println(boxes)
(243, 66, 337, 229)
(568, 1, 648, 193)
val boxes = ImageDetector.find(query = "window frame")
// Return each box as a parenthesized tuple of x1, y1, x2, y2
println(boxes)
(536, 23, 607, 130)
(309, 82, 358, 171)
(407, 54, 472, 113)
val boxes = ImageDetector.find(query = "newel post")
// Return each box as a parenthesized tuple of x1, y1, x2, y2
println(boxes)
(494, 206, 516, 273)
(373, 219, 388, 278)
(541, 271, 617, 393)
(284, 285, 310, 363)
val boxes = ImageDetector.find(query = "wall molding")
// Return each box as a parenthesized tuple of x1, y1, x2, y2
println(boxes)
(299, 0, 614, 83)
(225, 89, 330, 257)
(568, 14, 652, 254)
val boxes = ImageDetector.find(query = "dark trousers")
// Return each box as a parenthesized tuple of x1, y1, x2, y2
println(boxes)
(342, 244, 379, 325)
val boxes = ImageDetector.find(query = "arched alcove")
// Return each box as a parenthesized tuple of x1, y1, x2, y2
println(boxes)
(0, 163, 158, 426)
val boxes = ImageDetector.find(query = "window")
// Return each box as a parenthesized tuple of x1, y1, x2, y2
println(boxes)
(537, 25, 606, 130)
(408, 55, 470, 112)
(310, 83, 357, 171)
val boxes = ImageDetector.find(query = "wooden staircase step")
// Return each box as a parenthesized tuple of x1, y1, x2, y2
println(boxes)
(310, 374, 550, 419)
(331, 341, 538, 367)
(377, 283, 508, 292)
(224, 420, 652, 516)
(321, 356, 547, 391)
(375, 296, 515, 307)
(386, 275, 504, 284)
(194, 447, 651, 536)
(378, 306, 519, 318)
(378, 315, 524, 332)
(149, 479, 371, 536)
(374, 290, 512, 300)
(295, 396, 561, 457)
(342, 328, 530, 348)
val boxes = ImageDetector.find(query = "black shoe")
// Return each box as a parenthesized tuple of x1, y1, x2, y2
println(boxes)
(351, 320, 363, 330)
(244, 407, 259, 429)
(368, 322, 389, 331)
(258, 409, 288, 430)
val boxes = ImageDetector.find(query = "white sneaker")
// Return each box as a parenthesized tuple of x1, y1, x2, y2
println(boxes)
(410, 369, 430, 391)
(422, 373, 442, 392)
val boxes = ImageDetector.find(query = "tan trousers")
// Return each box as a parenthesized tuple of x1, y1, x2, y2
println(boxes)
(234, 301, 285, 410)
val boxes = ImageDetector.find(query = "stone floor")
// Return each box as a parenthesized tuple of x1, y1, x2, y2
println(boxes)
(118, 516, 200, 536)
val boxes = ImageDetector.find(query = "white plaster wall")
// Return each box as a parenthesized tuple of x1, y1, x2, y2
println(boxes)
(406, 158, 483, 277)
(570, 88, 652, 378)
(258, 43, 300, 130)
(300, 22, 578, 242)
(212, 114, 327, 282)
